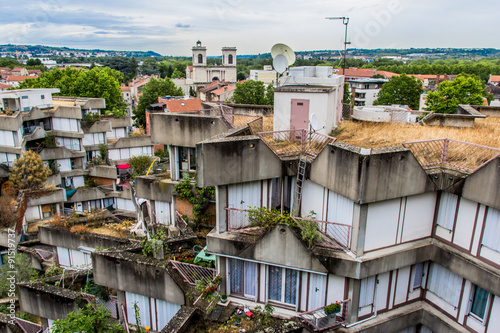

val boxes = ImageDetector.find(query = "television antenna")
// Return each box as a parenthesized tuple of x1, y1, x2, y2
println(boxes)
(271, 43, 296, 86)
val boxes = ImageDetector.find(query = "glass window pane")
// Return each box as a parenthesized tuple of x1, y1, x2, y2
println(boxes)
(268, 266, 282, 302)
(284, 269, 297, 305)
(471, 286, 489, 319)
(229, 259, 243, 295)
(244, 262, 257, 298)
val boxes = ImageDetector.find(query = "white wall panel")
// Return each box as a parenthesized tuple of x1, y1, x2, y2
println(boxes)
(486, 296, 500, 333)
(58, 159, 71, 172)
(453, 198, 477, 250)
(401, 193, 436, 242)
(0, 130, 15, 146)
(365, 199, 400, 251)
(327, 191, 354, 226)
(108, 149, 120, 160)
(154, 201, 171, 225)
(156, 299, 181, 330)
(375, 272, 390, 311)
(394, 267, 411, 305)
(301, 180, 325, 220)
(125, 292, 151, 328)
(25, 206, 41, 221)
(57, 247, 70, 266)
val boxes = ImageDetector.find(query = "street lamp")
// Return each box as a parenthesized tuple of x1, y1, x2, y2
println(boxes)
(326, 16, 350, 76)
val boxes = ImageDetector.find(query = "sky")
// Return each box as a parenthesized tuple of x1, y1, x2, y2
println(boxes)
(0, 0, 498, 56)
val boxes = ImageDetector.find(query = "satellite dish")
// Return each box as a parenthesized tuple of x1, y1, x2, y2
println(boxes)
(271, 43, 296, 66)
(309, 113, 318, 131)
(273, 54, 288, 74)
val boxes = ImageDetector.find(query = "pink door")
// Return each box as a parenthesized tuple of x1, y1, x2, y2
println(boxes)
(290, 99, 310, 131)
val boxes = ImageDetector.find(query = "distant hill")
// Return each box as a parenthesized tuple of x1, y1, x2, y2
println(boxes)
(0, 44, 162, 58)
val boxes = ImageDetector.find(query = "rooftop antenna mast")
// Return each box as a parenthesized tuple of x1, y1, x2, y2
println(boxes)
(326, 16, 350, 75)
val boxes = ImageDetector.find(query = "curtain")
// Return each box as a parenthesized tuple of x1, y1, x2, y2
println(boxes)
(284, 269, 298, 305)
(483, 207, 500, 252)
(427, 263, 462, 307)
(436, 192, 458, 230)
(268, 266, 282, 302)
(359, 276, 376, 307)
(244, 262, 257, 299)
(229, 259, 243, 295)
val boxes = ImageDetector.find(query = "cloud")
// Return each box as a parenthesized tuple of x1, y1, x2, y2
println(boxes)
(175, 23, 191, 29)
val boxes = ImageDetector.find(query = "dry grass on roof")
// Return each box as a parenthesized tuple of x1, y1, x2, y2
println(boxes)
(333, 118, 500, 149)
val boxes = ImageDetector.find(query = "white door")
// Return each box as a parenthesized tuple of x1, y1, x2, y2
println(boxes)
(308, 273, 327, 310)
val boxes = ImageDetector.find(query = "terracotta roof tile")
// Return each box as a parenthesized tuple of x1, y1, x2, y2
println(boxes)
(212, 85, 236, 95)
(158, 98, 202, 113)
(6, 75, 31, 82)
(489, 75, 500, 83)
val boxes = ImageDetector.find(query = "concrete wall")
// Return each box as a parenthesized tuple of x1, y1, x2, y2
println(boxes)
(88, 165, 117, 179)
(223, 103, 273, 117)
(135, 176, 174, 202)
(39, 147, 85, 160)
(310, 143, 435, 204)
(197, 136, 283, 187)
(0, 111, 22, 131)
(92, 251, 185, 304)
(27, 189, 65, 206)
(18, 283, 79, 321)
(150, 113, 230, 147)
(462, 156, 500, 211)
(38, 225, 127, 251)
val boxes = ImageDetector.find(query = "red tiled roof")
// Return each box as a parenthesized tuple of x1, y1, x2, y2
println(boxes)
(187, 66, 193, 71)
(27, 69, 42, 74)
(161, 98, 202, 113)
(212, 85, 236, 96)
(342, 68, 398, 79)
(199, 81, 221, 93)
(121, 86, 131, 91)
(6, 75, 31, 82)
(490, 75, 500, 83)
(0, 82, 12, 88)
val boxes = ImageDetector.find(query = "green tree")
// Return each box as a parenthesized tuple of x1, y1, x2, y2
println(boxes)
(343, 83, 352, 104)
(373, 74, 424, 110)
(26, 58, 42, 66)
(232, 80, 271, 105)
(171, 68, 185, 79)
(129, 155, 154, 177)
(133, 78, 183, 127)
(129, 57, 138, 80)
(9, 150, 51, 190)
(0, 253, 37, 298)
(51, 303, 124, 333)
(17, 67, 126, 113)
(425, 74, 488, 114)
(265, 84, 274, 105)
(139, 58, 160, 76)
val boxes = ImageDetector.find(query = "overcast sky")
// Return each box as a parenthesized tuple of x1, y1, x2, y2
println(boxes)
(1, 0, 497, 56)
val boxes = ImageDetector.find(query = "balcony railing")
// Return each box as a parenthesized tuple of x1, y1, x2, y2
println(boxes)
(257, 129, 336, 158)
(225, 208, 352, 250)
(299, 299, 349, 331)
(170, 260, 217, 286)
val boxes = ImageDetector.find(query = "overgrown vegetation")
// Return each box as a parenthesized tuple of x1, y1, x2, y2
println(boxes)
(0, 253, 37, 298)
(174, 173, 215, 225)
(141, 225, 168, 257)
(129, 155, 154, 178)
(0, 191, 17, 228)
(51, 303, 124, 333)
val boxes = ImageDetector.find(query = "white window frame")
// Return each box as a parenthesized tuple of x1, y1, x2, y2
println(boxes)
(436, 192, 458, 231)
(467, 284, 490, 324)
(266, 265, 299, 307)
(409, 262, 427, 292)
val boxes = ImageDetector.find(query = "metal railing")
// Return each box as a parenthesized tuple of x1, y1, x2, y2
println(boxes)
(225, 208, 352, 250)
(15, 317, 42, 333)
(403, 138, 500, 173)
(257, 129, 336, 158)
(293, 217, 351, 250)
(175, 210, 188, 229)
(35, 249, 54, 262)
(81, 292, 119, 319)
(220, 104, 263, 132)
(299, 299, 349, 331)
(170, 260, 217, 286)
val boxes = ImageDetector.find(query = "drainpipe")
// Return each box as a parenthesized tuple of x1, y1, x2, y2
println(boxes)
(345, 277, 378, 328)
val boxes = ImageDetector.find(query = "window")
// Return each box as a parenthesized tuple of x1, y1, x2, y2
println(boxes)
(427, 263, 462, 307)
(21, 96, 28, 99)
(228, 54, 233, 64)
(179, 147, 196, 172)
(228, 259, 257, 299)
(268, 265, 298, 306)
(364, 84, 370, 89)
(359, 276, 376, 307)
(410, 263, 425, 291)
(104, 198, 115, 209)
(198, 54, 203, 64)
(469, 285, 489, 320)
(436, 192, 458, 230)
(482, 207, 500, 252)
(41, 95, 45, 100)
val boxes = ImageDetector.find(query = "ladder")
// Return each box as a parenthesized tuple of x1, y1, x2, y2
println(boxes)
(292, 154, 308, 216)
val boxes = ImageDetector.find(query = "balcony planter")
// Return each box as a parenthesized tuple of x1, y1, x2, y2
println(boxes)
(324, 302, 341, 316)
(220, 294, 228, 303)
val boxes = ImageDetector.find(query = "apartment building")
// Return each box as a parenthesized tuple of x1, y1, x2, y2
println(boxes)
(348, 78, 387, 107)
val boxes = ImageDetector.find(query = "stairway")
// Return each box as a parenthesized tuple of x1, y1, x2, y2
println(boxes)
(292, 154, 308, 216)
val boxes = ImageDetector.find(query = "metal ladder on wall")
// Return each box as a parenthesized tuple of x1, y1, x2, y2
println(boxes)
(292, 154, 308, 216)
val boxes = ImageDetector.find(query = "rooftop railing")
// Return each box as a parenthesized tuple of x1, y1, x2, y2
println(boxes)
(403, 138, 500, 173)
(170, 260, 217, 286)
(257, 129, 336, 158)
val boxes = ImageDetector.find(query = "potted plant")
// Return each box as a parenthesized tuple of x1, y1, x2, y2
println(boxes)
(324, 302, 341, 315)
(220, 294, 228, 303)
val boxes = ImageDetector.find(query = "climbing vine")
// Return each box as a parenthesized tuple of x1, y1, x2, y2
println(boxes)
(174, 173, 215, 225)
